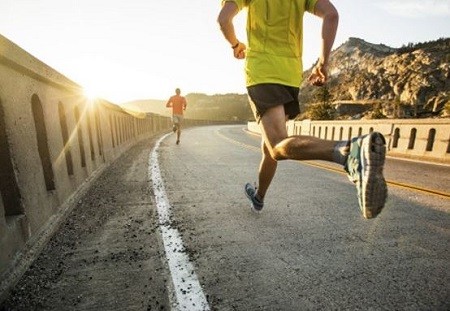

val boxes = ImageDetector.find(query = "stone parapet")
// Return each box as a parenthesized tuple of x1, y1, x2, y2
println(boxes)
(248, 118, 450, 164)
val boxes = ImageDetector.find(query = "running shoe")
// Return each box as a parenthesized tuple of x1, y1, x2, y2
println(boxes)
(245, 183, 264, 212)
(345, 132, 388, 219)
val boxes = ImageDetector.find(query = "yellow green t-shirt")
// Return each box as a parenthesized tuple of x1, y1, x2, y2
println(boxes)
(223, 0, 318, 87)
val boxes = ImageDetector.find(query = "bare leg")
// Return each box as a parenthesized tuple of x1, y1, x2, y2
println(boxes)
(256, 140, 277, 200)
(254, 105, 287, 202)
(256, 105, 345, 200)
(273, 135, 335, 161)
(259, 105, 337, 162)
(176, 125, 181, 142)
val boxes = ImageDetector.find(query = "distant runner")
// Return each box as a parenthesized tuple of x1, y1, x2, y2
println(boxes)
(166, 88, 187, 145)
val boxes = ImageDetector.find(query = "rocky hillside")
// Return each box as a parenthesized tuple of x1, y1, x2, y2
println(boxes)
(300, 37, 450, 117)
(123, 93, 252, 122)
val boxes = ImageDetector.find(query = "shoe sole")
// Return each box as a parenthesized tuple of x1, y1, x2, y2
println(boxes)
(360, 132, 387, 219)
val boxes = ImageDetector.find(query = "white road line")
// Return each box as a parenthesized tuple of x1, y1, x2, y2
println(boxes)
(149, 133, 210, 311)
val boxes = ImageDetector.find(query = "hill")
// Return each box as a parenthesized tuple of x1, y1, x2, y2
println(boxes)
(300, 37, 450, 118)
(123, 93, 253, 121)
(123, 99, 169, 117)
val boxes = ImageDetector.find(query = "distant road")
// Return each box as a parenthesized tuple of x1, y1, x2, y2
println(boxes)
(158, 124, 449, 310)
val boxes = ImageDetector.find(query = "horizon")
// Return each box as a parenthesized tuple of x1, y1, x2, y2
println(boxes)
(1, 0, 449, 103)
(97, 36, 450, 104)
(4, 34, 445, 104)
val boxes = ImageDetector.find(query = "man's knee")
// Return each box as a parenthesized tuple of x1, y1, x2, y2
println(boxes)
(263, 142, 287, 161)
(271, 138, 293, 160)
(272, 147, 288, 161)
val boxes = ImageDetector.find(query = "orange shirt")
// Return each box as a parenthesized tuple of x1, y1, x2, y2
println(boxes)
(166, 95, 187, 115)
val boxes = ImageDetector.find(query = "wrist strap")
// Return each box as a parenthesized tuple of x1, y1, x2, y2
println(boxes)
(231, 42, 239, 49)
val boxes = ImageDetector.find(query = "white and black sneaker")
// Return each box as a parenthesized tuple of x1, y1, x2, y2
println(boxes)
(345, 132, 387, 219)
(245, 183, 264, 212)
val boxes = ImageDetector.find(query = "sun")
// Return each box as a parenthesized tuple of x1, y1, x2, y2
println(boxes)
(82, 85, 100, 102)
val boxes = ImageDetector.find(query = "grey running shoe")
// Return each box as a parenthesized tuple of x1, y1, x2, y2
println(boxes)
(345, 132, 387, 219)
(245, 183, 264, 212)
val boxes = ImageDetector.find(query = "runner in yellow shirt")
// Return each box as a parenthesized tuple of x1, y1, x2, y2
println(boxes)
(218, 0, 388, 219)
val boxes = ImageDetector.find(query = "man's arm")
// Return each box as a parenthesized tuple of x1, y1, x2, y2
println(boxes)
(183, 98, 187, 111)
(308, 0, 339, 86)
(217, 1, 246, 59)
(166, 97, 172, 108)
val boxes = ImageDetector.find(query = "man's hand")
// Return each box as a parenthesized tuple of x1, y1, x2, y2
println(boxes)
(233, 42, 246, 59)
(308, 62, 328, 86)
(310, 0, 338, 86)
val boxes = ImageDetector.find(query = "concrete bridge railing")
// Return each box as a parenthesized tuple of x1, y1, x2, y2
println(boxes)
(248, 118, 450, 165)
(0, 34, 211, 297)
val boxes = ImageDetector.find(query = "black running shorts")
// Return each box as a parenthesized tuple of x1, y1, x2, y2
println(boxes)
(247, 83, 300, 123)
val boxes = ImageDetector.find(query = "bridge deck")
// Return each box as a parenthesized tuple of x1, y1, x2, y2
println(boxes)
(1, 125, 449, 310)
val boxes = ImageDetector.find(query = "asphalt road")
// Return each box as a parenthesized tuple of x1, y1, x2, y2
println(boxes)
(1, 124, 449, 311)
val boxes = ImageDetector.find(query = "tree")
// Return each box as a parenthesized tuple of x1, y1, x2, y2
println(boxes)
(443, 100, 450, 117)
(368, 103, 386, 119)
(305, 102, 335, 120)
(304, 86, 336, 120)
(393, 96, 403, 118)
(314, 85, 332, 105)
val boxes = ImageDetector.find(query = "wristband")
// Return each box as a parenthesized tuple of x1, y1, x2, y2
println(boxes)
(231, 42, 239, 49)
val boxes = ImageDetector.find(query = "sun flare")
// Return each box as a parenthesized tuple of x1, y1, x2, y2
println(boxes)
(82, 85, 100, 101)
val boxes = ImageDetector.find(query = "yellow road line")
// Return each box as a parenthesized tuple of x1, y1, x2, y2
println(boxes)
(302, 161, 450, 199)
(216, 129, 259, 152)
(217, 130, 450, 200)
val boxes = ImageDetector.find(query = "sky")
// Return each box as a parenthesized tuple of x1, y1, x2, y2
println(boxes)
(0, 0, 449, 103)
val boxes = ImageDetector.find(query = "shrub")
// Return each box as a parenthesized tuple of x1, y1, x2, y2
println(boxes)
(305, 102, 336, 120)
